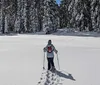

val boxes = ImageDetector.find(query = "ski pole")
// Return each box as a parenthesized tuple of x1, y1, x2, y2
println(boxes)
(43, 52, 45, 70)
(57, 53, 60, 70)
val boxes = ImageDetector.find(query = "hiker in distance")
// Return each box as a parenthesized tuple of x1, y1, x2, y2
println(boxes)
(43, 40, 58, 71)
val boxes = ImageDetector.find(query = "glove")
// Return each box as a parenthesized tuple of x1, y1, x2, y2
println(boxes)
(43, 48, 46, 52)
(55, 50, 58, 54)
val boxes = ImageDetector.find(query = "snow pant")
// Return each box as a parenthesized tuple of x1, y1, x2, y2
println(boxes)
(47, 57, 55, 70)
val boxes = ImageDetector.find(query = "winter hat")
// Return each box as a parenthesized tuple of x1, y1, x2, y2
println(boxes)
(48, 40, 52, 45)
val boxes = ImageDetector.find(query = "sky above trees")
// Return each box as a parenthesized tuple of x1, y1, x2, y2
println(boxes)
(56, 0, 61, 4)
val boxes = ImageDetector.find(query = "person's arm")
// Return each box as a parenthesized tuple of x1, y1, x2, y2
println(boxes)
(43, 46, 47, 52)
(52, 45, 58, 54)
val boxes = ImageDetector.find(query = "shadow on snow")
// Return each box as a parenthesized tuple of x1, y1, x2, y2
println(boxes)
(56, 70, 76, 81)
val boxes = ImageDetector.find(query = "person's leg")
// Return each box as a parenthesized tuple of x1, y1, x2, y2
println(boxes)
(50, 58, 55, 68)
(47, 58, 51, 70)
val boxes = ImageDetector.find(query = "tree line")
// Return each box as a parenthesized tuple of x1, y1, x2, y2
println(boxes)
(0, 0, 100, 34)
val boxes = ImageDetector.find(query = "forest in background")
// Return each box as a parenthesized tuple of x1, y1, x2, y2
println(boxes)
(0, 0, 100, 34)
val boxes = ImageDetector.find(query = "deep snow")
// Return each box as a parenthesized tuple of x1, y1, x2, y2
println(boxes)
(0, 34, 100, 85)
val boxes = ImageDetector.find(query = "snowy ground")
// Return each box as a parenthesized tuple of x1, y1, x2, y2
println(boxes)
(0, 33, 100, 85)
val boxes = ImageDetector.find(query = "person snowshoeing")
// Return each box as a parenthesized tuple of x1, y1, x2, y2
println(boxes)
(43, 40, 58, 71)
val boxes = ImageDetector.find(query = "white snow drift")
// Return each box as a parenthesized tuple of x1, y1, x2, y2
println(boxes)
(0, 34, 100, 85)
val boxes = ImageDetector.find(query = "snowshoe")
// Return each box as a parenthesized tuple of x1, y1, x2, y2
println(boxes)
(50, 67, 56, 73)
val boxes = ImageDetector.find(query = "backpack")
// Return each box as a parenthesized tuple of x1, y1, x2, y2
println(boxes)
(47, 45, 53, 53)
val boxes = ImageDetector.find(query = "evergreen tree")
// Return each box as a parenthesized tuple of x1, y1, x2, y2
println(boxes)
(43, 0, 59, 33)
(91, 0, 100, 32)
(60, 0, 94, 31)
(75, 0, 93, 31)
(59, 0, 69, 28)
(0, 0, 17, 33)
(60, 0, 75, 28)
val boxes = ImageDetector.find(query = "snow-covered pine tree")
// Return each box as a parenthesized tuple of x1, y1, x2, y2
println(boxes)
(60, 0, 96, 32)
(0, 0, 16, 33)
(59, 0, 75, 29)
(0, 0, 15, 33)
(43, 0, 59, 34)
(15, 0, 43, 33)
(0, 13, 1, 33)
(0, 0, 5, 33)
(29, 0, 38, 32)
(17, 0, 26, 33)
(59, 0, 68, 28)
(91, 0, 100, 32)
(71, 0, 93, 31)
(34, 0, 44, 32)
(7, 0, 17, 33)
(68, 0, 76, 28)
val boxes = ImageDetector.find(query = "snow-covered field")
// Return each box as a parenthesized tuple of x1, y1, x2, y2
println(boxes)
(0, 34, 100, 85)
